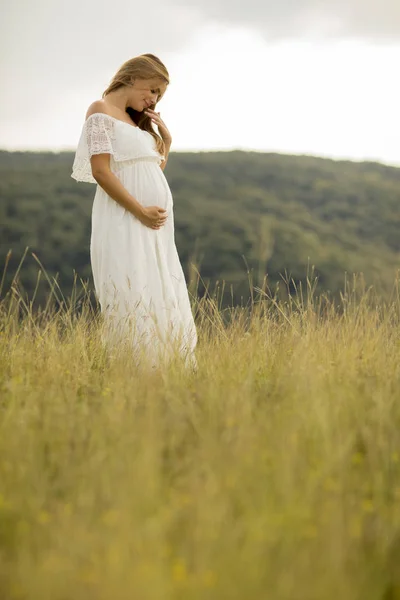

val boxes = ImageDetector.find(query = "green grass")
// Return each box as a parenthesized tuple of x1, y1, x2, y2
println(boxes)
(1, 260, 400, 599)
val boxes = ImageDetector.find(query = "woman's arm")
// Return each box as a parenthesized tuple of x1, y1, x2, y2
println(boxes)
(91, 154, 145, 218)
(90, 153, 167, 230)
(145, 109, 172, 171)
(160, 140, 171, 171)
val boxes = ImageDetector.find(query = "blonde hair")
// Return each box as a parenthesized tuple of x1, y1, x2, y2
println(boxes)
(102, 54, 169, 154)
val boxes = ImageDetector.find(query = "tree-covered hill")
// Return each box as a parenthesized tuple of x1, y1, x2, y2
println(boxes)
(1, 149, 399, 307)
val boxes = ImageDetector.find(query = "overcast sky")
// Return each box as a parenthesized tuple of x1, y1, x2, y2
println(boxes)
(1, 0, 400, 166)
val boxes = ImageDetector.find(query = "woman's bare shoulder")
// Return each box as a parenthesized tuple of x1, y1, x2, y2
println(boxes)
(85, 100, 113, 120)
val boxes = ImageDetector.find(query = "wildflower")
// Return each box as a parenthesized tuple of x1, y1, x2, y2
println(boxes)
(37, 510, 51, 524)
(361, 499, 374, 513)
(172, 559, 187, 583)
(351, 452, 364, 465)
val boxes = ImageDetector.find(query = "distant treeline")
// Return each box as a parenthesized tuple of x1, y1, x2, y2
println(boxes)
(1, 149, 400, 308)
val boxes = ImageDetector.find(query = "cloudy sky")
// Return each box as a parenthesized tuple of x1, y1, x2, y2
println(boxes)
(1, 0, 400, 166)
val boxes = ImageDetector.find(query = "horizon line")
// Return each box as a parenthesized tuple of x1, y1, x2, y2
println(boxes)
(0, 147, 399, 169)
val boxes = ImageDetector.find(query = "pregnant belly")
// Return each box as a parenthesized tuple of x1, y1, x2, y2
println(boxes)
(117, 160, 172, 211)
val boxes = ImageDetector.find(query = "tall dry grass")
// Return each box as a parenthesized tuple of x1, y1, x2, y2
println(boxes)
(1, 253, 400, 599)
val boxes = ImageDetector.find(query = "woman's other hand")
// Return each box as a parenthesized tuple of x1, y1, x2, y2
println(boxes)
(145, 109, 172, 145)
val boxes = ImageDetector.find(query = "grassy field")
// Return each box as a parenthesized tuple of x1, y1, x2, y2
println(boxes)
(1, 265, 400, 600)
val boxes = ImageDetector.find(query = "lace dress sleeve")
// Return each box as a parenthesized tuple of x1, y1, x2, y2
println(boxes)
(86, 113, 115, 156)
(71, 113, 116, 183)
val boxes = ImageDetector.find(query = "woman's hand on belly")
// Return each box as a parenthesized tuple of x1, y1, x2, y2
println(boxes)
(139, 206, 168, 230)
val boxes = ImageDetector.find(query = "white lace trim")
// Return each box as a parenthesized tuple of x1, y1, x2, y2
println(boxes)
(87, 113, 115, 155)
(71, 113, 163, 184)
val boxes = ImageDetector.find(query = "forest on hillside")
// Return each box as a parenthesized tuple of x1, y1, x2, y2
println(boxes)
(1, 149, 400, 309)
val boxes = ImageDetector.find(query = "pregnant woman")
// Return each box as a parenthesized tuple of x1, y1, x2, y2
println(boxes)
(71, 54, 197, 369)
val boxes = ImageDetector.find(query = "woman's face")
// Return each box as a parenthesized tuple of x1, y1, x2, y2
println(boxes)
(129, 78, 167, 111)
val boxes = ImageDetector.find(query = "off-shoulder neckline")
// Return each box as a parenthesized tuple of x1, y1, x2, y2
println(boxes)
(85, 112, 141, 130)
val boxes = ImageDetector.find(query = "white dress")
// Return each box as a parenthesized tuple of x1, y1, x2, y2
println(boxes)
(71, 113, 197, 368)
